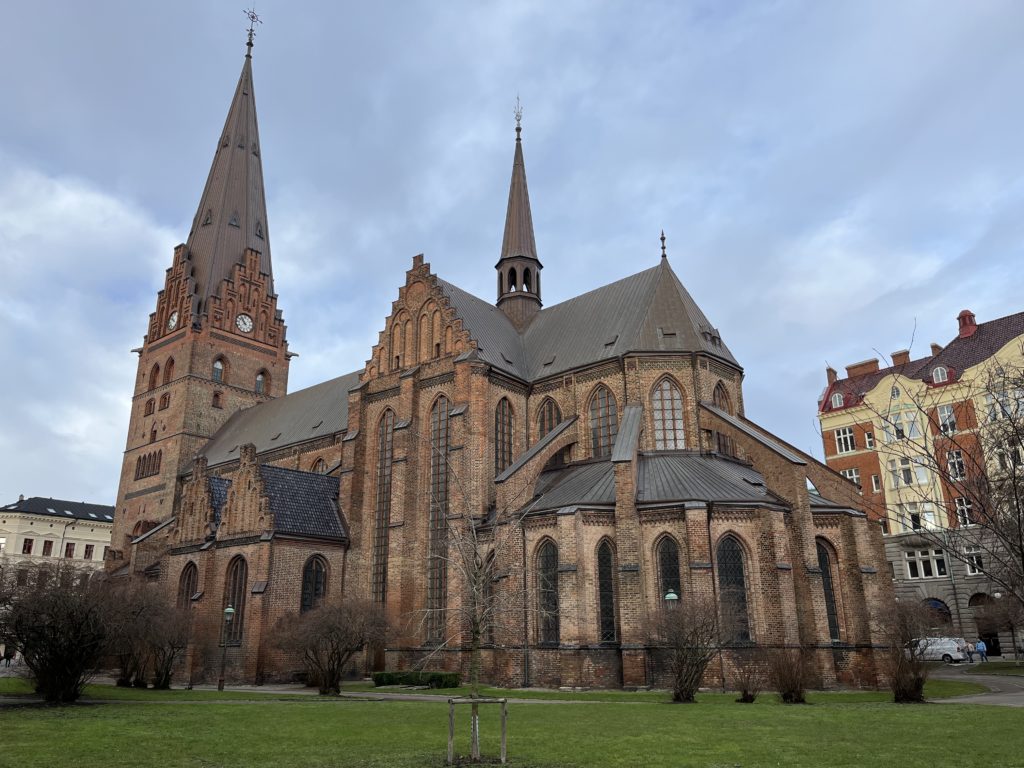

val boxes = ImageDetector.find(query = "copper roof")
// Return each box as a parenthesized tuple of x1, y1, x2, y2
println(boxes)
(184, 51, 273, 314)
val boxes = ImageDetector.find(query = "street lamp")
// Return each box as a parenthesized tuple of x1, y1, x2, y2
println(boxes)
(217, 605, 236, 692)
(664, 589, 679, 606)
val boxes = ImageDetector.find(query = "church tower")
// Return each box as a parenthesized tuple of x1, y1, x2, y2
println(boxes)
(109, 32, 289, 564)
(495, 111, 542, 329)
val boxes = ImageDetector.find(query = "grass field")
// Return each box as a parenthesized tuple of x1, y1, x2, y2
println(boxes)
(1, 676, 1012, 768)
(964, 661, 1024, 676)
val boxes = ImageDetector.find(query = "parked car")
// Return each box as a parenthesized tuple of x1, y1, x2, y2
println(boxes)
(906, 637, 968, 663)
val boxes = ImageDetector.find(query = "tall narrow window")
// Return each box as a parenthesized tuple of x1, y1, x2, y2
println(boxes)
(427, 396, 450, 642)
(178, 562, 198, 609)
(212, 358, 225, 383)
(301, 556, 328, 612)
(223, 556, 247, 645)
(494, 398, 514, 474)
(311, 458, 327, 474)
(372, 410, 395, 603)
(255, 371, 267, 395)
(144, 398, 155, 416)
(657, 536, 681, 599)
(717, 536, 750, 643)
(652, 379, 686, 449)
(148, 363, 160, 391)
(712, 382, 732, 414)
(816, 541, 841, 641)
(163, 358, 175, 385)
(589, 386, 618, 458)
(537, 398, 562, 438)
(537, 540, 559, 645)
(597, 541, 617, 643)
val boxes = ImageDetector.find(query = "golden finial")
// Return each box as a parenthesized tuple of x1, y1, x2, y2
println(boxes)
(245, 8, 262, 56)
(660, 230, 667, 259)
(514, 95, 523, 138)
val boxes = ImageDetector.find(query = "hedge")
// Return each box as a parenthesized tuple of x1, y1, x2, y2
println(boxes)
(372, 670, 461, 688)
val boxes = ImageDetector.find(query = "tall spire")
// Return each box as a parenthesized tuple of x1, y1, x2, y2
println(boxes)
(185, 25, 272, 316)
(496, 99, 542, 329)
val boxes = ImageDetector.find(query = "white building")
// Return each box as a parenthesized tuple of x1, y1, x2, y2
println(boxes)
(0, 496, 114, 579)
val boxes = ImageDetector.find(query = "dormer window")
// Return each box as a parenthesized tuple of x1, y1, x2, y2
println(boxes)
(932, 366, 948, 384)
(830, 392, 844, 409)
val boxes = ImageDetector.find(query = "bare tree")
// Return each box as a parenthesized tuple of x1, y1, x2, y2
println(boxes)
(105, 581, 190, 689)
(0, 563, 111, 703)
(732, 646, 768, 703)
(877, 600, 939, 703)
(766, 646, 814, 704)
(651, 594, 721, 703)
(276, 599, 389, 695)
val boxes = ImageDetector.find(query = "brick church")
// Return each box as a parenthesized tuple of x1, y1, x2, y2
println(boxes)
(110, 39, 893, 688)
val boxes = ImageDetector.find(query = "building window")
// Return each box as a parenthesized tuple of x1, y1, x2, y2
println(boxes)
(883, 411, 922, 441)
(178, 562, 198, 608)
(427, 396, 450, 642)
(865, 432, 875, 449)
(494, 398, 514, 474)
(984, 391, 1024, 422)
(834, 427, 856, 454)
(816, 540, 841, 642)
(21, 538, 33, 555)
(212, 358, 225, 383)
(163, 358, 175, 385)
(372, 410, 395, 604)
(840, 467, 861, 487)
(905, 549, 947, 579)
(932, 366, 948, 384)
(212, 391, 223, 409)
(223, 556, 248, 645)
(888, 457, 927, 488)
(965, 546, 984, 575)
(871, 474, 881, 493)
(830, 392, 844, 409)
(717, 535, 750, 643)
(657, 536, 681, 600)
(954, 497, 974, 526)
(301, 556, 328, 612)
(891, 386, 900, 400)
(255, 371, 268, 395)
(148, 363, 161, 391)
(537, 398, 561, 439)
(537, 540, 559, 645)
(159, 392, 170, 410)
(712, 382, 733, 415)
(947, 449, 966, 480)
(589, 386, 618, 458)
(144, 399, 155, 416)
(64, 542, 75, 559)
(898, 502, 936, 531)
(937, 404, 956, 435)
(997, 442, 1022, 472)
(42, 540, 53, 556)
(311, 458, 327, 474)
(652, 379, 686, 449)
(597, 541, 617, 643)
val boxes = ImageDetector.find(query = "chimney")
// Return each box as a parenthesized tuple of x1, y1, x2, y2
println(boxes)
(957, 309, 977, 338)
(826, 366, 837, 386)
(891, 350, 910, 367)
(845, 358, 880, 378)
(18, 493, 24, 502)
(930, 342, 943, 356)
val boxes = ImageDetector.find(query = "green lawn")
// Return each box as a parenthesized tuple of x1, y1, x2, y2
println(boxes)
(0, 679, 1014, 768)
(0, 676, 307, 702)
(965, 661, 1024, 677)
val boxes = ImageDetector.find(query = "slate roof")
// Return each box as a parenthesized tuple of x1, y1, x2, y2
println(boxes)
(821, 310, 1024, 414)
(1, 497, 114, 523)
(199, 370, 361, 467)
(259, 465, 346, 540)
(526, 452, 782, 513)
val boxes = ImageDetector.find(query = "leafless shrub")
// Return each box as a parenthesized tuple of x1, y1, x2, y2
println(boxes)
(878, 601, 937, 703)
(275, 598, 389, 695)
(766, 646, 815, 704)
(652, 594, 721, 703)
(732, 646, 767, 703)
(106, 581, 190, 689)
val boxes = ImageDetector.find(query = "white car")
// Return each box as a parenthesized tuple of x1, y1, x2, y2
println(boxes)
(907, 637, 968, 663)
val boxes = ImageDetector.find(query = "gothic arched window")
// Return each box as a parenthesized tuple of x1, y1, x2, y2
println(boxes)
(372, 410, 395, 603)
(717, 536, 750, 643)
(148, 363, 160, 391)
(212, 357, 226, 383)
(597, 540, 617, 643)
(652, 378, 686, 449)
(589, 386, 619, 458)
(657, 536, 681, 600)
(255, 371, 268, 395)
(712, 381, 732, 415)
(163, 358, 175, 386)
(816, 539, 841, 641)
(223, 556, 247, 645)
(508, 267, 518, 292)
(144, 399, 155, 416)
(523, 268, 532, 293)
(427, 396, 450, 642)
(300, 556, 328, 612)
(177, 562, 198, 609)
(538, 398, 561, 439)
(537, 540, 559, 645)
(494, 398, 514, 474)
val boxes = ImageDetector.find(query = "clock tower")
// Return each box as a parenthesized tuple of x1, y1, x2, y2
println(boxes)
(109, 36, 290, 565)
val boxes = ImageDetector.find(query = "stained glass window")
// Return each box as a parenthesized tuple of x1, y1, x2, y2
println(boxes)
(589, 386, 618, 458)
(537, 540, 559, 645)
(177, 562, 198, 609)
(495, 398, 514, 474)
(538, 398, 562, 439)
(597, 541, 617, 643)
(716, 536, 750, 643)
(223, 556, 247, 645)
(657, 537, 681, 600)
(301, 556, 327, 612)
(816, 541, 840, 641)
(652, 379, 686, 449)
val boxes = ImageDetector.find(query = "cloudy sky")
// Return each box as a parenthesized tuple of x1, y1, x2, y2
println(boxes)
(1, 1, 1022, 504)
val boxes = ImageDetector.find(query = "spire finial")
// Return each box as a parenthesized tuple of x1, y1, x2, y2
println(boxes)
(245, 8, 262, 57)
(514, 95, 523, 140)
(660, 229, 667, 259)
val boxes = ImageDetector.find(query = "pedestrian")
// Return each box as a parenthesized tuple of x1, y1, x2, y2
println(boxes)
(976, 638, 988, 663)
(964, 641, 975, 663)
(2, 647, 14, 667)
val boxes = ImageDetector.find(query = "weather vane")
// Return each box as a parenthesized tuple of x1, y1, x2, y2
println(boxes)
(245, 8, 262, 50)
(514, 95, 523, 134)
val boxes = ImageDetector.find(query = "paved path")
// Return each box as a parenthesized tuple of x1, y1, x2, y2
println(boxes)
(932, 663, 1024, 707)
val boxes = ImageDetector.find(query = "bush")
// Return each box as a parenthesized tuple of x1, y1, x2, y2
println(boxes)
(767, 647, 814, 704)
(732, 647, 767, 704)
(372, 670, 460, 688)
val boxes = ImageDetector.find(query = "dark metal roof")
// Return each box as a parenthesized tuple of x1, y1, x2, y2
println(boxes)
(498, 125, 539, 265)
(637, 453, 777, 505)
(437, 280, 526, 377)
(611, 405, 643, 463)
(184, 52, 273, 315)
(495, 416, 577, 483)
(530, 461, 617, 512)
(200, 370, 361, 467)
(1, 496, 114, 523)
(701, 403, 807, 465)
(259, 465, 346, 540)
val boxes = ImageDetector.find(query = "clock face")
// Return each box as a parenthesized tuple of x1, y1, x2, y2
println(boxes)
(166, 311, 178, 331)
(235, 313, 254, 333)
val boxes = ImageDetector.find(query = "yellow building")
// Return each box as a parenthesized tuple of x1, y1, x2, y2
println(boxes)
(0, 496, 114, 578)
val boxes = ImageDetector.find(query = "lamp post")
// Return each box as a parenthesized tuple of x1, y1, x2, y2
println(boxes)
(217, 605, 235, 692)
(664, 589, 679, 606)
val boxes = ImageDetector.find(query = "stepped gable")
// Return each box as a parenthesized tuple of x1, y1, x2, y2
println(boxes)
(199, 370, 361, 467)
